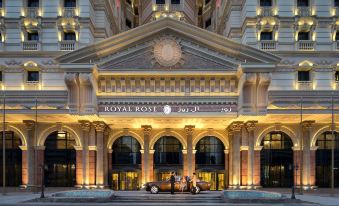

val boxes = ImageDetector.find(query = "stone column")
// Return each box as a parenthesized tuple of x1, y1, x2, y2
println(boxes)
(310, 147, 317, 186)
(149, 150, 155, 181)
(224, 149, 229, 187)
(240, 146, 248, 186)
(108, 149, 113, 187)
(34, 146, 45, 187)
(103, 128, 110, 187)
(79, 120, 91, 186)
(228, 131, 233, 186)
(301, 120, 315, 188)
(253, 146, 262, 186)
(23, 120, 35, 187)
(19, 146, 28, 186)
(93, 121, 106, 187)
(184, 125, 194, 177)
(293, 146, 301, 186)
(228, 121, 243, 189)
(245, 121, 258, 189)
(141, 125, 152, 183)
(88, 146, 96, 186)
(74, 146, 83, 187)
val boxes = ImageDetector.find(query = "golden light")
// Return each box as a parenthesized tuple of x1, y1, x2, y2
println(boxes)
(274, 32, 278, 41)
(312, 32, 316, 41)
(152, 4, 157, 11)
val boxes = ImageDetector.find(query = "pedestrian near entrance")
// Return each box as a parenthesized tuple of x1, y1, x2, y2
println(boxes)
(180, 176, 187, 193)
(170, 172, 175, 195)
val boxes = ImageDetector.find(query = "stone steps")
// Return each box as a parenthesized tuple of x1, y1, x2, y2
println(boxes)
(113, 194, 223, 203)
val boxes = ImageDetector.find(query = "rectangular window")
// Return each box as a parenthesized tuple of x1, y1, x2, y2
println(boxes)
(64, 32, 76, 40)
(156, 0, 165, 4)
(64, 0, 76, 7)
(335, 71, 339, 82)
(27, 71, 39, 82)
(0, 32, 2, 42)
(125, 19, 132, 28)
(260, 0, 272, 7)
(0, 0, 2, 8)
(27, 32, 39, 41)
(171, 0, 180, 4)
(205, 18, 211, 28)
(336, 31, 339, 41)
(298, 70, 310, 81)
(28, 0, 39, 7)
(298, 31, 310, 41)
(335, 0, 339, 7)
(297, 0, 309, 7)
(0, 71, 2, 82)
(260, 31, 273, 40)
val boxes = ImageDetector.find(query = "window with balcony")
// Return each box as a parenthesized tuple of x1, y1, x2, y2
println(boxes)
(171, 0, 180, 4)
(156, 0, 165, 4)
(260, 31, 273, 40)
(260, 0, 272, 7)
(298, 70, 310, 82)
(64, 32, 76, 41)
(27, 31, 39, 41)
(27, 71, 39, 82)
(297, 0, 309, 7)
(335, 0, 339, 7)
(64, 0, 76, 7)
(27, 0, 39, 7)
(298, 31, 310, 40)
(335, 71, 339, 82)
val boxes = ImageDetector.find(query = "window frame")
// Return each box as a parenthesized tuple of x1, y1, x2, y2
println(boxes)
(26, 70, 40, 83)
(156, 0, 165, 4)
(27, 31, 39, 41)
(63, 31, 76, 41)
(171, 0, 180, 5)
(27, 0, 39, 7)
(64, 0, 76, 8)
(297, 70, 311, 82)
(260, 31, 274, 41)
(260, 0, 272, 7)
(298, 31, 310, 41)
(297, 0, 309, 7)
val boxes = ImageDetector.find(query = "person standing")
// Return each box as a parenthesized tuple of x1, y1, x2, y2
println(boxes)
(191, 173, 197, 194)
(170, 172, 175, 195)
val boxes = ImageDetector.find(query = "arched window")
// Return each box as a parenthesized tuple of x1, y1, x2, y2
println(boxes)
(260, 131, 293, 187)
(112, 136, 141, 165)
(0, 131, 22, 186)
(196, 136, 225, 166)
(316, 131, 339, 187)
(154, 136, 182, 165)
(44, 131, 76, 187)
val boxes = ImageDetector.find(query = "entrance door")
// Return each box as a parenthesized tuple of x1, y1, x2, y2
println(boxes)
(112, 171, 139, 190)
(198, 172, 224, 190)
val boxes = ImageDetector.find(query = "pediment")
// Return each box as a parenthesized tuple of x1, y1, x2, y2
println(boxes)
(56, 18, 281, 71)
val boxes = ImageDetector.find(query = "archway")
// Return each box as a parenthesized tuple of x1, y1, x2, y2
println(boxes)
(315, 131, 339, 187)
(44, 131, 76, 187)
(154, 136, 183, 181)
(195, 136, 225, 190)
(260, 131, 294, 187)
(111, 136, 141, 190)
(0, 131, 22, 186)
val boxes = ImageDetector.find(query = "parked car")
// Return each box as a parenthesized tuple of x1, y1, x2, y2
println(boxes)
(145, 176, 211, 194)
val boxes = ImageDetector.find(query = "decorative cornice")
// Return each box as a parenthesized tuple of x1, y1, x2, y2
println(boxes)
(302, 120, 316, 129)
(23, 120, 35, 130)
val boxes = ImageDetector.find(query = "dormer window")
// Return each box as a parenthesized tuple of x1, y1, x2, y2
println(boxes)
(156, 0, 165, 4)
(298, 31, 310, 41)
(64, 0, 76, 7)
(28, 0, 39, 7)
(171, 0, 180, 4)
(297, 0, 309, 7)
(298, 70, 310, 82)
(260, 31, 273, 40)
(64, 31, 76, 40)
(27, 71, 39, 82)
(260, 0, 272, 7)
(335, 71, 339, 82)
(27, 31, 39, 41)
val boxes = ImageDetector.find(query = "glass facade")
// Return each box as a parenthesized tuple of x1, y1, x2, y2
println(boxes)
(112, 171, 139, 191)
(44, 131, 76, 187)
(316, 131, 339, 187)
(0, 131, 22, 186)
(260, 132, 293, 187)
(196, 136, 225, 166)
(154, 136, 182, 165)
(112, 136, 141, 165)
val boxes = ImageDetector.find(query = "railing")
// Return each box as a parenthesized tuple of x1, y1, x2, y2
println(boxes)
(24, 7, 40, 18)
(22, 41, 39, 51)
(63, 7, 77, 18)
(155, 4, 168, 11)
(260, 41, 277, 50)
(295, 7, 312, 17)
(59, 40, 76, 51)
(297, 81, 312, 90)
(298, 41, 315, 51)
(170, 4, 183, 11)
(258, 7, 275, 17)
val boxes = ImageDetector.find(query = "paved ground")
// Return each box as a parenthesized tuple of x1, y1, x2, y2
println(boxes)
(0, 188, 338, 205)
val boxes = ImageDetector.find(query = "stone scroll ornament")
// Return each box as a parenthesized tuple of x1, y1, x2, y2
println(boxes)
(152, 36, 184, 68)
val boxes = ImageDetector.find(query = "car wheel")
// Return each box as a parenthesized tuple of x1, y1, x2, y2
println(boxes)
(150, 185, 159, 194)
(195, 186, 201, 194)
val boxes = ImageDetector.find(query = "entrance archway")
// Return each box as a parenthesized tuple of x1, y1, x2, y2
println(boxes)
(44, 131, 76, 187)
(260, 131, 293, 187)
(154, 136, 183, 181)
(195, 136, 225, 190)
(315, 131, 339, 187)
(111, 136, 141, 190)
(0, 131, 22, 186)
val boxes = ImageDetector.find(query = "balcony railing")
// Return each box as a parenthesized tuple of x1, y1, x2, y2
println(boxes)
(170, 4, 183, 11)
(59, 40, 76, 51)
(297, 81, 312, 90)
(155, 4, 168, 12)
(22, 41, 39, 51)
(295, 7, 312, 17)
(62, 7, 77, 18)
(23, 7, 40, 18)
(258, 7, 276, 17)
(298, 40, 315, 51)
(260, 40, 277, 50)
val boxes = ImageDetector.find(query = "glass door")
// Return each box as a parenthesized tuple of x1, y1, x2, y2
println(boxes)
(217, 173, 225, 190)
(112, 171, 139, 190)
(197, 172, 225, 190)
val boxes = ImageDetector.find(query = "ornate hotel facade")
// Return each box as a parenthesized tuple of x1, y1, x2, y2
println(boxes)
(0, 0, 338, 191)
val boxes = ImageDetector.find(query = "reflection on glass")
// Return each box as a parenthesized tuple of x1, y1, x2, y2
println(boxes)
(154, 136, 182, 165)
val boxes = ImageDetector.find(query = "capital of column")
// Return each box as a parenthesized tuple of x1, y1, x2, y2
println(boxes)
(184, 125, 195, 136)
(23, 120, 35, 131)
(302, 120, 315, 130)
(88, 146, 97, 151)
(79, 120, 91, 132)
(228, 121, 244, 133)
(142, 125, 152, 135)
(74, 146, 83, 150)
(245, 121, 258, 132)
(93, 121, 106, 132)
(182, 149, 187, 154)
(149, 149, 155, 154)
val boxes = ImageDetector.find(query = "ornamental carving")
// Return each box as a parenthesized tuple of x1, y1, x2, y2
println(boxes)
(153, 37, 183, 67)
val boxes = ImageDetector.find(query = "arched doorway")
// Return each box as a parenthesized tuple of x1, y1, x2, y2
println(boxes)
(111, 136, 141, 190)
(316, 131, 339, 187)
(0, 131, 22, 186)
(154, 136, 183, 181)
(260, 131, 293, 187)
(44, 131, 76, 187)
(195, 136, 225, 190)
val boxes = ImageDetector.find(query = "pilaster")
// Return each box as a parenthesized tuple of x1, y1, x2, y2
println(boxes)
(23, 120, 35, 187)
(228, 121, 243, 189)
(184, 125, 194, 177)
(301, 120, 315, 188)
(141, 125, 152, 183)
(79, 120, 91, 186)
(245, 121, 258, 188)
(93, 121, 106, 187)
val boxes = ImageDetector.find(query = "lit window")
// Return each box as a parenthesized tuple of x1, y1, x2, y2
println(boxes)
(335, 0, 339, 7)
(260, 31, 273, 40)
(64, 32, 76, 40)
(335, 71, 339, 82)
(156, 0, 165, 4)
(28, 0, 39, 7)
(171, 0, 180, 4)
(260, 0, 272, 7)
(298, 31, 310, 41)
(27, 71, 39, 82)
(27, 31, 39, 41)
(205, 18, 211, 28)
(64, 0, 76, 7)
(298, 70, 310, 81)
(297, 0, 309, 7)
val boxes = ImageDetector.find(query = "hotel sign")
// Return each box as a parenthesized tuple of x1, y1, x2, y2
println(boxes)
(99, 104, 237, 115)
